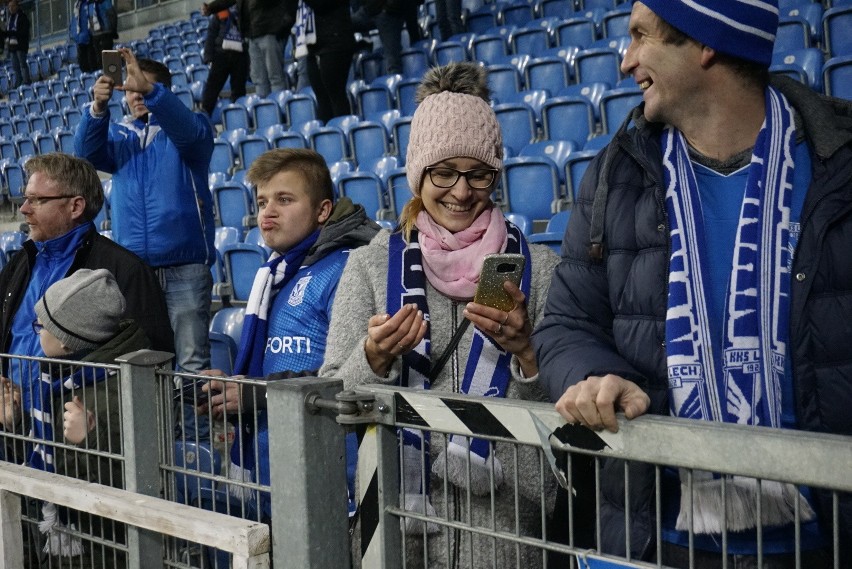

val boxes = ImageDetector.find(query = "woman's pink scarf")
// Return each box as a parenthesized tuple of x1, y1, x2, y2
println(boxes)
(415, 206, 507, 300)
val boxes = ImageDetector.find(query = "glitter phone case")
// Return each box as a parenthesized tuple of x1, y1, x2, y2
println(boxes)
(473, 254, 525, 312)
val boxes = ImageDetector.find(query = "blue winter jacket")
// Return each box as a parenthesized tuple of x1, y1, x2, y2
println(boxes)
(533, 76, 852, 561)
(75, 83, 216, 268)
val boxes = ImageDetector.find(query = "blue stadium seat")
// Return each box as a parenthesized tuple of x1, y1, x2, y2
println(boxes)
(210, 306, 246, 350)
(356, 51, 386, 83)
(391, 117, 412, 165)
(602, 7, 631, 38)
(541, 95, 595, 146)
(222, 103, 252, 132)
(525, 56, 571, 94)
(545, 209, 570, 234)
(3, 163, 25, 205)
(510, 27, 551, 56)
(355, 85, 394, 119)
(0, 230, 26, 255)
(520, 139, 577, 185)
(174, 440, 222, 506)
(281, 92, 318, 129)
(211, 139, 235, 175)
(600, 87, 642, 134)
(565, 149, 598, 202)
(471, 34, 509, 66)
(34, 132, 57, 154)
(504, 212, 532, 236)
(775, 17, 812, 53)
(238, 135, 271, 170)
(494, 102, 538, 155)
(0, 139, 15, 160)
(465, 7, 498, 34)
(386, 167, 411, 217)
(574, 47, 621, 85)
(501, 156, 565, 221)
(772, 47, 823, 92)
(359, 155, 398, 180)
(350, 121, 389, 167)
(308, 126, 349, 164)
(221, 243, 268, 301)
(209, 331, 238, 376)
(783, 2, 823, 43)
(54, 128, 75, 154)
(215, 226, 241, 252)
(823, 6, 852, 57)
(589, 35, 630, 58)
(14, 135, 35, 158)
(395, 78, 420, 116)
(555, 17, 597, 49)
(272, 131, 308, 149)
(488, 64, 523, 101)
(501, 3, 535, 28)
(584, 132, 613, 151)
(336, 171, 389, 220)
(538, 0, 574, 19)
(527, 230, 562, 253)
(400, 47, 431, 79)
(823, 55, 852, 99)
(327, 114, 361, 137)
(212, 182, 255, 236)
(434, 41, 468, 66)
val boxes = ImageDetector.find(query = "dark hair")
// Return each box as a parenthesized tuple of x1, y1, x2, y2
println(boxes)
(245, 148, 334, 206)
(25, 153, 105, 221)
(137, 58, 172, 88)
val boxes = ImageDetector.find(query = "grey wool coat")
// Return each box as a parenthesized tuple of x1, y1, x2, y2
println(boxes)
(320, 228, 560, 569)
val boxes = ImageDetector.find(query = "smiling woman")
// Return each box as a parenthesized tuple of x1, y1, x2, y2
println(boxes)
(319, 62, 560, 569)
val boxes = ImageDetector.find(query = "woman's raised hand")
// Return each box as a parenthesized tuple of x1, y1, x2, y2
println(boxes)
(464, 280, 538, 377)
(364, 304, 428, 376)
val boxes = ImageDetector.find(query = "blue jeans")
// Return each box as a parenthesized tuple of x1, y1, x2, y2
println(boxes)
(9, 50, 29, 88)
(248, 34, 286, 97)
(158, 263, 212, 374)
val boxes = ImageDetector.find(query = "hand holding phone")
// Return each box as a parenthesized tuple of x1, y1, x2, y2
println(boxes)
(473, 254, 525, 312)
(102, 50, 123, 86)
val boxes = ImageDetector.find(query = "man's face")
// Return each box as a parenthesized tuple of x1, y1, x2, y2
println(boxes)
(20, 172, 82, 242)
(620, 2, 705, 127)
(255, 170, 331, 254)
(125, 72, 158, 119)
(8, 0, 18, 13)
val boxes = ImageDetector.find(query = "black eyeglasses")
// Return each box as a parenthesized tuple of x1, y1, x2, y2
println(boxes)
(425, 166, 498, 190)
(32, 320, 44, 335)
(23, 195, 74, 207)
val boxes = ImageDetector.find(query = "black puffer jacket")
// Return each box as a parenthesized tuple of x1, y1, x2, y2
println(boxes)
(533, 76, 852, 559)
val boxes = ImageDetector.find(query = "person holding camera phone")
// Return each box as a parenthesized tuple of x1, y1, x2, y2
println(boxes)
(319, 62, 559, 569)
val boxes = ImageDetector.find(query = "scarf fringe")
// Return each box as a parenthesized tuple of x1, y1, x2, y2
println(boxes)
(227, 461, 255, 502)
(432, 440, 504, 497)
(39, 502, 84, 557)
(403, 493, 440, 535)
(675, 476, 816, 534)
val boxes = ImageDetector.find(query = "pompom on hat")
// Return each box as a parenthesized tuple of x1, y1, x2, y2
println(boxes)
(405, 63, 503, 195)
(35, 269, 126, 352)
(639, 0, 779, 67)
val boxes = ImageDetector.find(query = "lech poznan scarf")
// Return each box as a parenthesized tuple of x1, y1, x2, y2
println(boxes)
(387, 221, 531, 534)
(227, 230, 319, 499)
(664, 86, 814, 534)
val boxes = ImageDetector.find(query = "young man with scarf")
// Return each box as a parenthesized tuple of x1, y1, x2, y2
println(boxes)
(534, 1, 852, 566)
(200, 148, 380, 521)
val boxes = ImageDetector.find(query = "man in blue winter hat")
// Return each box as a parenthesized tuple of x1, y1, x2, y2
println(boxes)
(534, 0, 852, 566)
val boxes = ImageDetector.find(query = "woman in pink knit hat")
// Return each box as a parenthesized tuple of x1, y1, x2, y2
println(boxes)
(321, 62, 560, 568)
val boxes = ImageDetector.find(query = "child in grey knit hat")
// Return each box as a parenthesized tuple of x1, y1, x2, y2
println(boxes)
(34, 268, 129, 443)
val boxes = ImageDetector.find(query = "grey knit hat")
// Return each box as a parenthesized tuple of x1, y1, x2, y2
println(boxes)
(35, 269, 126, 352)
(406, 63, 504, 195)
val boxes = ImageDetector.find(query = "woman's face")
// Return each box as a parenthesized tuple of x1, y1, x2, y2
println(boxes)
(419, 157, 496, 233)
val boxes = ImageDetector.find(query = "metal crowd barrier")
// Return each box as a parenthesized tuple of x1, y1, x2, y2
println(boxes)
(3, 351, 850, 569)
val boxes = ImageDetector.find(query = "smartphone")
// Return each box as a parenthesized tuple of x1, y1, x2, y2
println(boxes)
(174, 380, 210, 405)
(473, 253, 525, 312)
(102, 50, 123, 86)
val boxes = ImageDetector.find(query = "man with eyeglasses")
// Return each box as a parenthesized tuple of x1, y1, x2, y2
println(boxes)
(0, 153, 172, 414)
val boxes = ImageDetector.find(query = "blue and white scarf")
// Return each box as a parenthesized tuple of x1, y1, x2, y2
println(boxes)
(29, 363, 111, 556)
(228, 230, 319, 497)
(387, 222, 531, 533)
(664, 86, 813, 533)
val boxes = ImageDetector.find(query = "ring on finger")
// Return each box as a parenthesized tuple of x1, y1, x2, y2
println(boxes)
(495, 323, 503, 335)
(501, 313, 509, 325)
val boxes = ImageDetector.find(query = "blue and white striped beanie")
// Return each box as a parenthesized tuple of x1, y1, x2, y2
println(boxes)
(640, 0, 779, 66)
